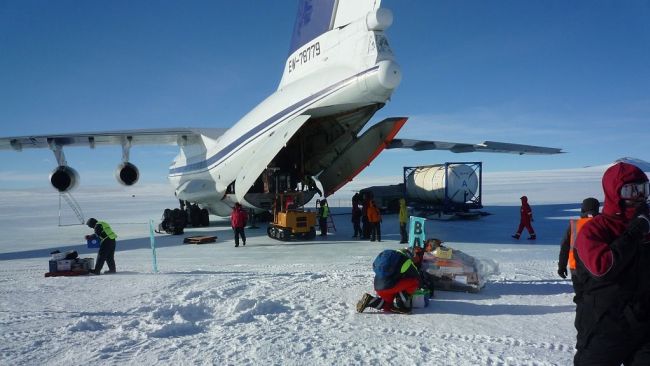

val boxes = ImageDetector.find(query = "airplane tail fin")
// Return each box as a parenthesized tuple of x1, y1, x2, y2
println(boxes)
(288, 0, 382, 55)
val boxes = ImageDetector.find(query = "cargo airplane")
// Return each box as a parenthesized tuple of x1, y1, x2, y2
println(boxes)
(0, 0, 561, 217)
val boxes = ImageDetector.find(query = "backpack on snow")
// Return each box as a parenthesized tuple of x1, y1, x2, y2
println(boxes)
(373, 250, 404, 279)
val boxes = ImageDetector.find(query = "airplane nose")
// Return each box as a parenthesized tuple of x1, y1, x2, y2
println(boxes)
(377, 60, 402, 90)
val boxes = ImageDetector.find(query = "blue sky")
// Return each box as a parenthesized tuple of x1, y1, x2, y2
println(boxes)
(1, 0, 649, 190)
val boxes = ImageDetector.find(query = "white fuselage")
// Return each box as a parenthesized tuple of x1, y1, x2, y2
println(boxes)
(168, 10, 401, 216)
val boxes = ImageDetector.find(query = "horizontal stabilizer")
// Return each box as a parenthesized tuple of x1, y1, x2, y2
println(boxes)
(319, 117, 407, 197)
(388, 139, 563, 155)
(0, 128, 226, 151)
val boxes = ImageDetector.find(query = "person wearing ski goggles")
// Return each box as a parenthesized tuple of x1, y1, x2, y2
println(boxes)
(620, 181, 650, 201)
(573, 163, 650, 365)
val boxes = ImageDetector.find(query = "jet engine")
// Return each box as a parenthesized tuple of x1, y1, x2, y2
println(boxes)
(115, 162, 139, 186)
(49, 165, 79, 192)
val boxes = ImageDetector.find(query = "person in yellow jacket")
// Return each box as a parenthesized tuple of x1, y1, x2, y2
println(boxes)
(367, 200, 382, 242)
(86, 217, 118, 275)
(318, 199, 330, 236)
(398, 198, 408, 244)
(557, 197, 599, 300)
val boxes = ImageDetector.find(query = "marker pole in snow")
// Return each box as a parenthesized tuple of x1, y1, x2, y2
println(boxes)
(149, 219, 158, 273)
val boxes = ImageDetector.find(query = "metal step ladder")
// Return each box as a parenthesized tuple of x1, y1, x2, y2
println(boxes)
(59, 192, 85, 226)
(327, 214, 337, 233)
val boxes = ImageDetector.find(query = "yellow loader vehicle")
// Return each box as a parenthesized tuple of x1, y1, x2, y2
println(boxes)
(267, 192, 317, 241)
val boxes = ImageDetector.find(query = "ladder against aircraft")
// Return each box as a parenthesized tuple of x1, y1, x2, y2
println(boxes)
(58, 191, 85, 226)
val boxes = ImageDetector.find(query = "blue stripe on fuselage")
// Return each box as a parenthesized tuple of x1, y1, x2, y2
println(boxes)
(168, 65, 380, 176)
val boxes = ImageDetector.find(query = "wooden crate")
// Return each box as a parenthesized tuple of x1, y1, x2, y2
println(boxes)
(183, 235, 217, 244)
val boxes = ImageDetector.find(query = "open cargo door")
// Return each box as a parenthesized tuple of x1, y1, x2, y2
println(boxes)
(234, 115, 311, 205)
(318, 117, 407, 196)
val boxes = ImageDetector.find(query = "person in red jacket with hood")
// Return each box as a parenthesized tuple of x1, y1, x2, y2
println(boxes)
(512, 195, 536, 240)
(573, 162, 650, 365)
(230, 203, 248, 247)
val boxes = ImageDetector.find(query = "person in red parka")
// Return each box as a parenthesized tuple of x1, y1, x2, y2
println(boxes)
(512, 195, 536, 240)
(573, 162, 650, 365)
(230, 203, 248, 247)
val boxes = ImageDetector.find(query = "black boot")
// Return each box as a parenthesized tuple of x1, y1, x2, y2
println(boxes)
(394, 291, 412, 313)
(356, 293, 384, 313)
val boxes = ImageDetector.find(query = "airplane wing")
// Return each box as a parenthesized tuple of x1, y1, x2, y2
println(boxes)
(387, 139, 563, 155)
(0, 128, 227, 151)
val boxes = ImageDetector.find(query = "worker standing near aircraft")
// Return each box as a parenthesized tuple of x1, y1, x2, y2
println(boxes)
(573, 162, 650, 365)
(231, 203, 248, 247)
(85, 218, 117, 275)
(361, 194, 370, 239)
(368, 200, 382, 242)
(558, 197, 600, 300)
(351, 196, 362, 238)
(512, 195, 536, 240)
(318, 199, 329, 236)
(398, 198, 408, 244)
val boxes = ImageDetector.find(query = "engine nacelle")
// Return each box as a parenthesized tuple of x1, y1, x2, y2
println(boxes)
(49, 165, 79, 192)
(115, 162, 139, 186)
(366, 8, 393, 31)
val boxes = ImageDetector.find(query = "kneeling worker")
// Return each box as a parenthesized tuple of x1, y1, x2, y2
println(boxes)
(356, 248, 422, 314)
(86, 217, 118, 275)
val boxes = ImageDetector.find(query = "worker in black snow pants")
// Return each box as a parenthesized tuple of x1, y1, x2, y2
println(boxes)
(86, 218, 118, 275)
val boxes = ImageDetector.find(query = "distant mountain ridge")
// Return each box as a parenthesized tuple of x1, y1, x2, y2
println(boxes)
(615, 157, 650, 172)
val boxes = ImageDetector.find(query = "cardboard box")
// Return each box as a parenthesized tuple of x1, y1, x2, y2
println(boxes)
(454, 275, 468, 284)
(412, 289, 431, 308)
(57, 259, 73, 271)
(51, 252, 66, 261)
(412, 294, 426, 308)
(71, 260, 85, 271)
(434, 247, 453, 259)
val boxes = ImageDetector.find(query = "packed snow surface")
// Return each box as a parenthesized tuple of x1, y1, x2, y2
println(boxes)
(1, 185, 582, 365)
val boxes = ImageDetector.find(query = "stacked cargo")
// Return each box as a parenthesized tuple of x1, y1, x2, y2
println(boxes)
(420, 246, 485, 293)
(45, 250, 94, 277)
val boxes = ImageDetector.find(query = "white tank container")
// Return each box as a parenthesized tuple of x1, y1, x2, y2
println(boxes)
(406, 164, 479, 204)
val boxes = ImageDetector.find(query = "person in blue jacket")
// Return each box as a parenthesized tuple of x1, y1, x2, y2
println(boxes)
(356, 248, 422, 314)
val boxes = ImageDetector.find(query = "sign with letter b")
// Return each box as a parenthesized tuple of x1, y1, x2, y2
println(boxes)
(408, 216, 426, 249)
